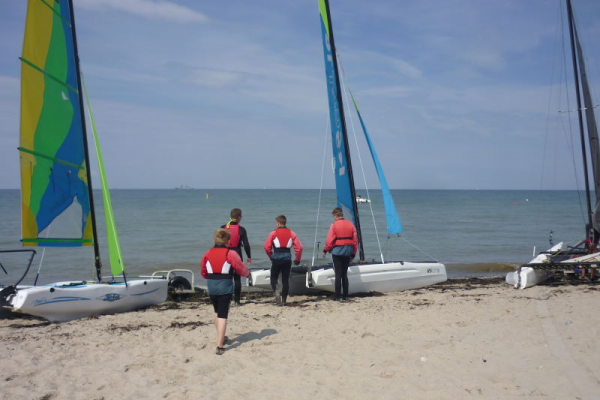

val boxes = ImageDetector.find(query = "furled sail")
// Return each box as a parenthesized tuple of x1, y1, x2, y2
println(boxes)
(318, 0, 358, 227)
(574, 25, 600, 231)
(19, 0, 92, 247)
(347, 88, 403, 235)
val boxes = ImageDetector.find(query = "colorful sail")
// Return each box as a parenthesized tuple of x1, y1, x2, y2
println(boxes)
(574, 25, 600, 231)
(346, 87, 403, 235)
(19, 0, 92, 247)
(318, 0, 358, 227)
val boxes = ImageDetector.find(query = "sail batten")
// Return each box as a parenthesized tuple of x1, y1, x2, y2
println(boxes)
(18, 147, 85, 170)
(20, 57, 79, 93)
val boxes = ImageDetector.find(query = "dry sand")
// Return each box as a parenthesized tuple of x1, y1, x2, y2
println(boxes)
(1, 278, 599, 400)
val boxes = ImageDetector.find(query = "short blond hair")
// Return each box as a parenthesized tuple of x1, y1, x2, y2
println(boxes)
(214, 228, 230, 246)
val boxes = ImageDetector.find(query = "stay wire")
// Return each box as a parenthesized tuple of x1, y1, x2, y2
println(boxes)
(400, 236, 438, 262)
(34, 224, 52, 286)
(557, 5, 587, 225)
(312, 115, 331, 267)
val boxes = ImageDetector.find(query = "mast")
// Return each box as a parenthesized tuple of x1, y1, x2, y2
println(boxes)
(566, 0, 594, 235)
(322, 0, 365, 260)
(67, 0, 102, 281)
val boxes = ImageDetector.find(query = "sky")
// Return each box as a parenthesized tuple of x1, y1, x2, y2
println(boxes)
(1, 0, 600, 190)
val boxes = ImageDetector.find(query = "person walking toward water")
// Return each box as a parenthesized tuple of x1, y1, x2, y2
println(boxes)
(200, 228, 250, 355)
(322, 207, 358, 301)
(221, 208, 251, 306)
(264, 215, 303, 305)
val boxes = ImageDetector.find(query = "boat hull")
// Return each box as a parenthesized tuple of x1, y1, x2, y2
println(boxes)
(250, 268, 321, 295)
(308, 261, 447, 294)
(506, 243, 563, 289)
(6, 279, 168, 322)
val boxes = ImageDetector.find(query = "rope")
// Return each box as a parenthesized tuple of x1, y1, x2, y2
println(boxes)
(311, 115, 331, 267)
(337, 54, 385, 262)
(400, 236, 437, 261)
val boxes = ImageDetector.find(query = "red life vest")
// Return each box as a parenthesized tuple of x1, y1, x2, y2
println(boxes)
(273, 228, 292, 253)
(225, 223, 240, 248)
(205, 247, 232, 278)
(333, 219, 355, 246)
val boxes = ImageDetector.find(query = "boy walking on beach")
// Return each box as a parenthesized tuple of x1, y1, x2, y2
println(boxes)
(322, 207, 358, 301)
(221, 208, 251, 306)
(264, 215, 303, 305)
(201, 228, 250, 355)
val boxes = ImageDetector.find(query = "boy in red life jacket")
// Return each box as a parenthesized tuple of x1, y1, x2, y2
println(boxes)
(221, 208, 252, 306)
(321, 207, 358, 301)
(264, 215, 303, 305)
(201, 228, 250, 355)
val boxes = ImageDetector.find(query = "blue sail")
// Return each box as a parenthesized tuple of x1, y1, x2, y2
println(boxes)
(319, 8, 357, 226)
(349, 91, 403, 235)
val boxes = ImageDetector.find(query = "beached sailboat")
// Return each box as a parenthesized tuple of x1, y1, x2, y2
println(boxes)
(304, 0, 446, 294)
(0, 0, 167, 321)
(250, 0, 446, 295)
(506, 0, 600, 289)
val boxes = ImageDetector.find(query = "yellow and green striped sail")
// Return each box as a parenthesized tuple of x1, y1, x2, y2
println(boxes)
(19, 0, 92, 247)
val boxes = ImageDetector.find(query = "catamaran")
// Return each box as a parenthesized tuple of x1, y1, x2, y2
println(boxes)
(506, 0, 600, 289)
(0, 0, 167, 321)
(250, 0, 446, 295)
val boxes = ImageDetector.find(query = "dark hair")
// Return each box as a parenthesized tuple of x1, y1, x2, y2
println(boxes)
(230, 208, 242, 219)
(276, 215, 287, 226)
(332, 207, 343, 217)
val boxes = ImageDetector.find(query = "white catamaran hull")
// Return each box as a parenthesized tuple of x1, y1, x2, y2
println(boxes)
(7, 279, 168, 322)
(250, 268, 321, 295)
(308, 261, 447, 294)
(506, 243, 562, 289)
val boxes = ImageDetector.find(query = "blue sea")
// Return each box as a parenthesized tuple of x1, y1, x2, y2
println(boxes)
(0, 189, 589, 286)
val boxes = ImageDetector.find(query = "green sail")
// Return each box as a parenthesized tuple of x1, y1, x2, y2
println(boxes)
(82, 77, 125, 276)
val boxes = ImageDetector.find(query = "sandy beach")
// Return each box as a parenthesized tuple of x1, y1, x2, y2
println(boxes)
(1, 278, 599, 400)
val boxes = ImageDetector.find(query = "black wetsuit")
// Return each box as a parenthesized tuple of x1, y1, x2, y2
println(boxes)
(221, 222, 251, 304)
(332, 255, 350, 300)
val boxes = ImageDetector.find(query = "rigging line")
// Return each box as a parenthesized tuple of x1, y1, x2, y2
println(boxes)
(33, 224, 52, 286)
(558, 5, 587, 225)
(312, 114, 331, 267)
(538, 3, 563, 232)
(400, 236, 437, 261)
(337, 54, 384, 262)
(570, 1, 600, 108)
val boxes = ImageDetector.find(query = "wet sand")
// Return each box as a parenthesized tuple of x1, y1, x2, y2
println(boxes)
(1, 278, 599, 400)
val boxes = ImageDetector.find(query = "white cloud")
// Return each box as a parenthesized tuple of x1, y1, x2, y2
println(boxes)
(391, 59, 423, 79)
(187, 68, 243, 88)
(78, 0, 208, 23)
(461, 49, 505, 70)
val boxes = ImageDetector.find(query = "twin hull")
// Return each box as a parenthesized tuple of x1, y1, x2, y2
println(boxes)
(251, 261, 447, 295)
(506, 243, 562, 289)
(8, 279, 168, 322)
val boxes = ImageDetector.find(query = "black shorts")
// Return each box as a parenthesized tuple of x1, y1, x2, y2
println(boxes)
(210, 293, 232, 319)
